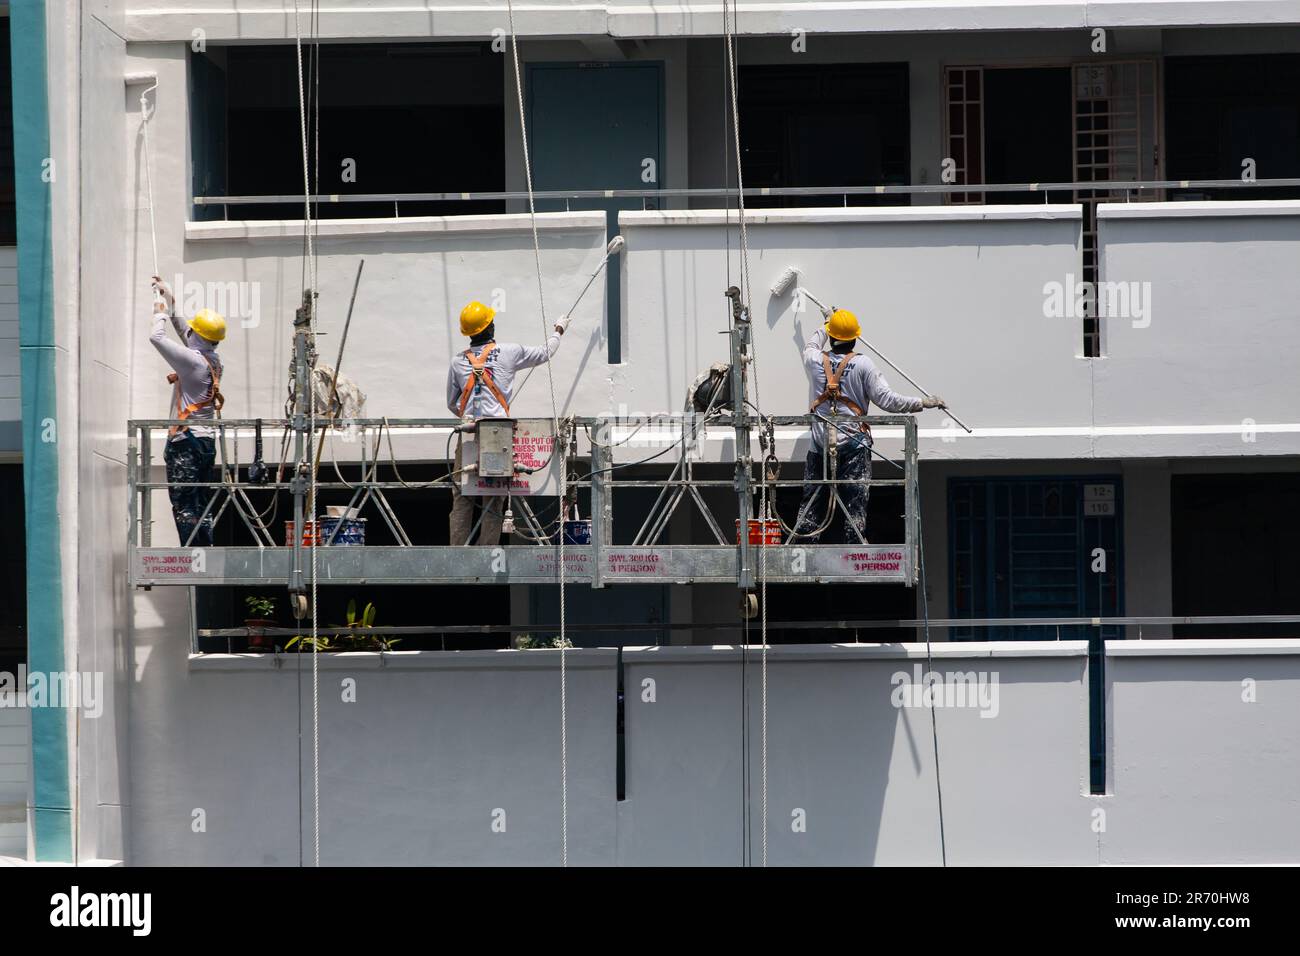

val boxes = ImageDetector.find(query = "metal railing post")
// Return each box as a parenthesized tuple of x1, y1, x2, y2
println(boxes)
(590, 420, 612, 589)
(127, 430, 139, 585)
(726, 286, 754, 591)
(905, 418, 920, 586)
(140, 425, 153, 547)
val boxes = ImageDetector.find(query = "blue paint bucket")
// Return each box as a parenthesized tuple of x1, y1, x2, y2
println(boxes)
(562, 519, 592, 545)
(319, 516, 366, 546)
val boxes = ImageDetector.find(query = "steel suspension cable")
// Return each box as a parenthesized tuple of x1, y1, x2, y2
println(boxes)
(292, 0, 321, 869)
(505, 0, 570, 866)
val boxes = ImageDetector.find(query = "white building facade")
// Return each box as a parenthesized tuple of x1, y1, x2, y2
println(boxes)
(6, 1, 1300, 864)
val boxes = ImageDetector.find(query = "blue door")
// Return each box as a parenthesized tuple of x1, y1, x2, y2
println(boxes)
(948, 476, 1123, 793)
(527, 62, 664, 363)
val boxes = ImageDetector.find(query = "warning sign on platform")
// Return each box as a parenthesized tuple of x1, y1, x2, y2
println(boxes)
(461, 419, 561, 497)
(138, 553, 196, 576)
(605, 551, 668, 578)
(839, 548, 905, 576)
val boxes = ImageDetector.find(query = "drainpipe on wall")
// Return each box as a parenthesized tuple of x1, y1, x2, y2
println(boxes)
(10, 0, 73, 863)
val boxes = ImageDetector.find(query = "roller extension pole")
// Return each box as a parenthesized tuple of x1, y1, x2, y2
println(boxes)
(310, 258, 365, 519)
(854, 335, 973, 434)
(513, 235, 626, 407)
(797, 286, 973, 434)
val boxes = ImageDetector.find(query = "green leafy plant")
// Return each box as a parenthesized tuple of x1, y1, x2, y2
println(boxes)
(285, 634, 338, 652)
(338, 599, 399, 652)
(283, 600, 400, 653)
(244, 595, 276, 619)
(515, 634, 573, 649)
(345, 599, 376, 629)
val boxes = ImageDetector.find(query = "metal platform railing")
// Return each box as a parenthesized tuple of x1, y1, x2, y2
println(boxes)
(127, 414, 920, 589)
(193, 176, 1300, 211)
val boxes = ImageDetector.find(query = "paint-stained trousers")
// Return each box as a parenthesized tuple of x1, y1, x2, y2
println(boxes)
(449, 439, 506, 545)
(792, 437, 871, 544)
(164, 432, 217, 547)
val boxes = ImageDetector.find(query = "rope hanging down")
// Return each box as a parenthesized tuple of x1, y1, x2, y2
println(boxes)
(721, 0, 768, 868)
(505, 0, 571, 867)
(292, 0, 322, 869)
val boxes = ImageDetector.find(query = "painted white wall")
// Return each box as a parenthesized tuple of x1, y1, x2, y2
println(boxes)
(119, 1, 1300, 42)
(1096, 201, 1300, 459)
(1105, 641, 1300, 864)
(129, 649, 617, 865)
(618, 205, 1094, 460)
(160, 216, 610, 424)
(620, 642, 1096, 865)
(115, 639, 1300, 865)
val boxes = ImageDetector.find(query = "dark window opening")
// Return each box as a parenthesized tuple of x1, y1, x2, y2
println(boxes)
(738, 63, 910, 208)
(0, 464, 25, 673)
(1171, 473, 1300, 638)
(1166, 54, 1300, 202)
(192, 43, 506, 220)
(193, 462, 508, 653)
(982, 67, 1073, 205)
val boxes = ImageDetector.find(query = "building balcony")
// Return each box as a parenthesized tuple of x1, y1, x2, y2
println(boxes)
(159, 197, 1300, 463)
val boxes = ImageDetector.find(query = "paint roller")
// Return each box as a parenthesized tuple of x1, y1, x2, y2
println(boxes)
(127, 71, 172, 321)
(770, 266, 974, 433)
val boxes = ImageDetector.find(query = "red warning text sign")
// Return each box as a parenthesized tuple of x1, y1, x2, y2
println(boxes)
(841, 549, 904, 575)
(605, 551, 667, 577)
(464, 420, 559, 496)
(139, 553, 195, 576)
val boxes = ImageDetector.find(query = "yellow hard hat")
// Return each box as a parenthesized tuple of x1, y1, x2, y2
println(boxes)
(459, 301, 496, 337)
(188, 308, 226, 343)
(826, 308, 861, 342)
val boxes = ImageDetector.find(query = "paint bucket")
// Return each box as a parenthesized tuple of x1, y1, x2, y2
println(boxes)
(319, 516, 367, 546)
(735, 518, 781, 546)
(562, 519, 592, 545)
(284, 520, 321, 547)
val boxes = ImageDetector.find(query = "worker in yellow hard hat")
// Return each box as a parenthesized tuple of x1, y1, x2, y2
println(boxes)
(150, 276, 226, 547)
(446, 299, 570, 545)
(794, 306, 945, 543)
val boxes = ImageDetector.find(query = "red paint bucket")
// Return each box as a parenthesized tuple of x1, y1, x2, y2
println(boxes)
(735, 518, 782, 546)
(284, 520, 322, 547)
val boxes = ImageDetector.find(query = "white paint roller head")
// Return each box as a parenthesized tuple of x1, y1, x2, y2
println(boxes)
(770, 266, 802, 297)
(606, 235, 626, 256)
(128, 71, 160, 121)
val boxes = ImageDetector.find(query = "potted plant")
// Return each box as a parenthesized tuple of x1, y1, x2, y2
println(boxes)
(284, 600, 399, 653)
(339, 599, 400, 652)
(243, 595, 278, 652)
(514, 634, 573, 649)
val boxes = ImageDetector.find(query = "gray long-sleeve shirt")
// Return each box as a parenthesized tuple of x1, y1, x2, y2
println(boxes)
(803, 327, 923, 449)
(446, 333, 561, 419)
(150, 312, 223, 441)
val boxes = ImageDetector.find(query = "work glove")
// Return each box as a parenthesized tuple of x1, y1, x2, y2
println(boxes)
(921, 395, 947, 409)
(554, 314, 570, 335)
(151, 275, 175, 313)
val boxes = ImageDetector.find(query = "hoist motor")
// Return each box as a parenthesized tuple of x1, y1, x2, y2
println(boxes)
(474, 418, 517, 478)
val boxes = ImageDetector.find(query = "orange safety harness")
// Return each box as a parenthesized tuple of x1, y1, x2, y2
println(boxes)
(809, 352, 871, 438)
(167, 354, 224, 438)
(456, 342, 512, 417)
